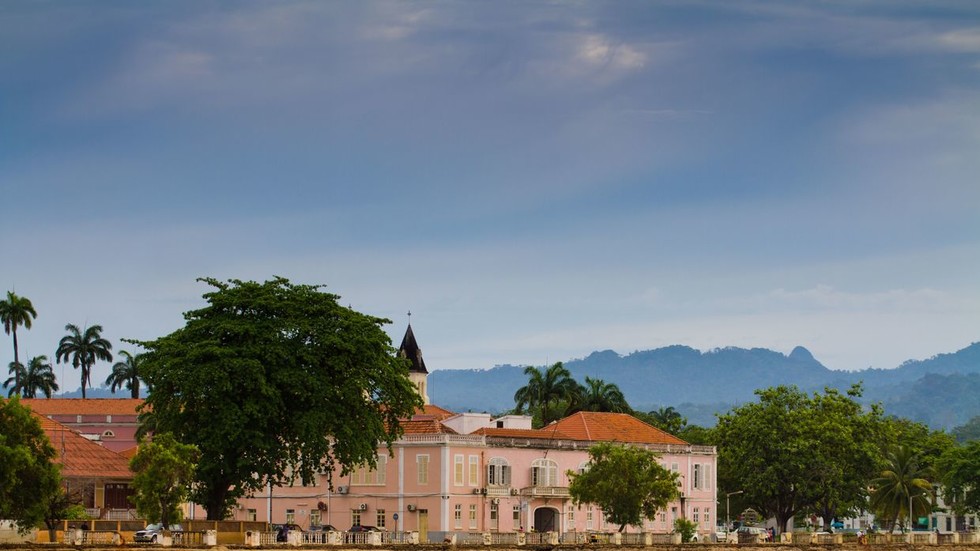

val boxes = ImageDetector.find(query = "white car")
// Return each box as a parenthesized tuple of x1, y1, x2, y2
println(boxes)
(133, 524, 182, 544)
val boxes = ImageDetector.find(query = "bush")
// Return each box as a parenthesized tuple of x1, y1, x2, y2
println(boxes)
(674, 518, 698, 542)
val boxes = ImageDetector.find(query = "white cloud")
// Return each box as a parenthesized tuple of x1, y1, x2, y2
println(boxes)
(938, 27, 980, 52)
(577, 34, 646, 70)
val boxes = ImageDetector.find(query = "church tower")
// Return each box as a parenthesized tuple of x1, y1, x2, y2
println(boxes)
(398, 322, 429, 405)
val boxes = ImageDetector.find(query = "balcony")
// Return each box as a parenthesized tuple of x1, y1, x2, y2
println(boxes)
(519, 486, 570, 498)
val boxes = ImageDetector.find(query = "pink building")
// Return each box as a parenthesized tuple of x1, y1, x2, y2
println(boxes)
(22, 398, 141, 454)
(229, 326, 718, 541)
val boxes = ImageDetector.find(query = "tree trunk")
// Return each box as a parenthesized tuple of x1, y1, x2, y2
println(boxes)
(12, 329, 19, 389)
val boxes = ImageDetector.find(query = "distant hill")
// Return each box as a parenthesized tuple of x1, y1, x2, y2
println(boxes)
(430, 342, 980, 430)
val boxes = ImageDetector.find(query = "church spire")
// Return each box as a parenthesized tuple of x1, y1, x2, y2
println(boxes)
(398, 317, 429, 404)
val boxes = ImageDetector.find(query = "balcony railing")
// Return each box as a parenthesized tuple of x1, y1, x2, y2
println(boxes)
(519, 486, 570, 498)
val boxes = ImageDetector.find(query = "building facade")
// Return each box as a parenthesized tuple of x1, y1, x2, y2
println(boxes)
(228, 325, 718, 540)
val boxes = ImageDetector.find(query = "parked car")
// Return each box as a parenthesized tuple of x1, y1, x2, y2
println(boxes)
(737, 526, 769, 542)
(133, 524, 182, 544)
(310, 525, 338, 532)
(274, 523, 304, 542)
(348, 525, 380, 532)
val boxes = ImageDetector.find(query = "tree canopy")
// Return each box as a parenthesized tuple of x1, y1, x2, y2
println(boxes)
(513, 362, 579, 427)
(870, 446, 934, 531)
(0, 291, 37, 390)
(130, 433, 199, 527)
(713, 385, 883, 533)
(938, 440, 980, 518)
(135, 277, 423, 519)
(55, 323, 113, 399)
(0, 396, 62, 533)
(568, 442, 679, 532)
(5, 355, 59, 398)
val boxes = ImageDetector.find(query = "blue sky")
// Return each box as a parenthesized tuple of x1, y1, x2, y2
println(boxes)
(2, 1, 979, 392)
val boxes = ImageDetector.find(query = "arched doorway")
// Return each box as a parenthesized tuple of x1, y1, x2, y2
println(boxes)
(533, 507, 560, 533)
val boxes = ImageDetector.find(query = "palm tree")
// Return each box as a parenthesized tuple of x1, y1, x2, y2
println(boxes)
(870, 446, 934, 532)
(4, 355, 58, 398)
(569, 377, 631, 414)
(513, 362, 578, 427)
(55, 323, 113, 399)
(4, 361, 25, 396)
(0, 291, 38, 389)
(648, 406, 687, 435)
(105, 350, 144, 398)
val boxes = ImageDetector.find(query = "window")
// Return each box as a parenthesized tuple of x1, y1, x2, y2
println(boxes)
(247, 509, 257, 522)
(704, 508, 710, 527)
(102, 430, 115, 438)
(531, 459, 558, 487)
(454, 504, 463, 529)
(513, 505, 521, 526)
(469, 504, 478, 529)
(490, 502, 499, 530)
(469, 455, 479, 486)
(705, 464, 712, 489)
(106, 414, 112, 423)
(567, 506, 575, 529)
(693, 508, 700, 523)
(352, 510, 361, 526)
(310, 509, 321, 527)
(285, 509, 295, 524)
(377, 509, 386, 529)
(454, 455, 464, 486)
(693, 464, 702, 490)
(671, 507, 677, 522)
(417, 454, 429, 485)
(587, 509, 594, 530)
(353, 455, 387, 485)
(659, 512, 666, 529)
(487, 458, 511, 486)
(577, 461, 589, 475)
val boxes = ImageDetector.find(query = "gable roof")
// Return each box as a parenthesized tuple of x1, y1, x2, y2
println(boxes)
(21, 398, 142, 416)
(35, 414, 133, 479)
(398, 324, 428, 374)
(547, 412, 689, 446)
(418, 404, 454, 419)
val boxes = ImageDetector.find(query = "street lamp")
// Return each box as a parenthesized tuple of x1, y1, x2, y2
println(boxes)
(726, 491, 744, 531)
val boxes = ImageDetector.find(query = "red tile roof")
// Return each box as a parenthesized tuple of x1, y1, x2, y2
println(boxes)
(400, 419, 458, 435)
(35, 414, 133, 479)
(417, 404, 455, 419)
(22, 398, 142, 416)
(547, 412, 689, 445)
(473, 427, 574, 440)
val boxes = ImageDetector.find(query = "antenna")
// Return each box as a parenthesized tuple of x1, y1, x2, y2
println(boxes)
(407, 310, 412, 325)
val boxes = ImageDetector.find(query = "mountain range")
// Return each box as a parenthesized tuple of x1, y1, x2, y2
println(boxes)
(429, 342, 980, 431)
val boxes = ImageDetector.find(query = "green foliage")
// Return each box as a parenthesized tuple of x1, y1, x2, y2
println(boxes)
(130, 434, 199, 527)
(645, 406, 687, 435)
(938, 441, 980, 517)
(674, 518, 698, 542)
(951, 416, 980, 443)
(676, 424, 713, 445)
(568, 442, 679, 532)
(106, 350, 144, 398)
(5, 355, 59, 398)
(869, 446, 933, 532)
(568, 377, 632, 415)
(513, 362, 579, 427)
(0, 291, 37, 389)
(135, 277, 423, 520)
(55, 323, 113, 399)
(0, 396, 63, 534)
(714, 384, 883, 534)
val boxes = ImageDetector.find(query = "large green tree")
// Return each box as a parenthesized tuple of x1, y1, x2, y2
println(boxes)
(869, 446, 933, 532)
(105, 350, 144, 398)
(55, 323, 113, 399)
(0, 396, 63, 534)
(938, 441, 980, 517)
(714, 385, 883, 534)
(135, 277, 423, 520)
(568, 442, 679, 532)
(130, 433, 199, 527)
(513, 362, 578, 427)
(5, 355, 59, 398)
(0, 291, 38, 390)
(568, 377, 631, 414)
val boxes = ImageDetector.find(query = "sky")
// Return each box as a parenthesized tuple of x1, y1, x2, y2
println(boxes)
(2, 1, 979, 394)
